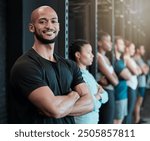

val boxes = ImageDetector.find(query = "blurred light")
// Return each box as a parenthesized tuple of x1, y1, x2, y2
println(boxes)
(109, 6, 112, 10)
(120, 14, 124, 18)
(127, 21, 131, 24)
(120, 0, 124, 2)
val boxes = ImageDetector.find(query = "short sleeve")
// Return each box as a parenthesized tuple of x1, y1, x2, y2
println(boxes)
(69, 61, 85, 88)
(114, 60, 125, 74)
(10, 61, 47, 97)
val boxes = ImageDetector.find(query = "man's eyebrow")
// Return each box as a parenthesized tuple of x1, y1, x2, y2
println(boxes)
(39, 18, 47, 20)
(51, 17, 58, 20)
(39, 17, 58, 20)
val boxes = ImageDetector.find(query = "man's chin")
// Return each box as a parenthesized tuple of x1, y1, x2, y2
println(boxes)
(43, 39, 56, 44)
(39, 38, 56, 44)
(35, 33, 57, 44)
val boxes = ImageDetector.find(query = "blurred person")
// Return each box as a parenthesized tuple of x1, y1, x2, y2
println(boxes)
(10, 6, 94, 124)
(69, 39, 108, 124)
(97, 32, 118, 124)
(134, 45, 149, 123)
(114, 36, 132, 124)
(123, 41, 141, 124)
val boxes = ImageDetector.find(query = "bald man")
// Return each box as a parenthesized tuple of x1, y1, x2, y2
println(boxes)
(10, 6, 93, 124)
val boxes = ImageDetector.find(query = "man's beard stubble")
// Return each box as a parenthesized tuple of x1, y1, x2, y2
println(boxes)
(34, 30, 57, 44)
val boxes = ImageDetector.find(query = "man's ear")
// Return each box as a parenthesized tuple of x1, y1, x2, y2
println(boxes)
(29, 23, 35, 33)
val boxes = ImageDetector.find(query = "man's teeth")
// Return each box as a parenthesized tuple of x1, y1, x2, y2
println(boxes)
(46, 32, 53, 34)
(43, 31, 55, 34)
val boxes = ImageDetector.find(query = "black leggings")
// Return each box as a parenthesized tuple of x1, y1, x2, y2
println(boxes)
(123, 87, 137, 124)
(98, 89, 115, 124)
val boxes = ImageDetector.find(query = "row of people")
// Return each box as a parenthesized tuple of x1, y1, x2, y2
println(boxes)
(96, 32, 149, 124)
(10, 5, 149, 124)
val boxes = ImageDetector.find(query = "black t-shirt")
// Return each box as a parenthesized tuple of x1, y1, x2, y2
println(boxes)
(10, 48, 84, 124)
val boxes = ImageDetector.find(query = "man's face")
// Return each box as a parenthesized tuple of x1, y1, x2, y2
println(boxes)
(102, 36, 112, 51)
(139, 46, 145, 56)
(116, 39, 125, 53)
(31, 7, 60, 44)
(129, 43, 135, 56)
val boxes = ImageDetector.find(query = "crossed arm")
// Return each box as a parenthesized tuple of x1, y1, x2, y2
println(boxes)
(28, 83, 93, 118)
(97, 55, 119, 86)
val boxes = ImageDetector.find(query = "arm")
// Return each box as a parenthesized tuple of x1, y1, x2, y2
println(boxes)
(119, 68, 132, 80)
(94, 85, 108, 104)
(98, 55, 118, 86)
(135, 57, 149, 75)
(140, 64, 149, 75)
(95, 85, 103, 100)
(98, 76, 109, 86)
(126, 58, 141, 75)
(28, 86, 80, 118)
(69, 83, 94, 116)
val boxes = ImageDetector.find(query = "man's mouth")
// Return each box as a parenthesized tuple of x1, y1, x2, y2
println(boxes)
(43, 30, 56, 36)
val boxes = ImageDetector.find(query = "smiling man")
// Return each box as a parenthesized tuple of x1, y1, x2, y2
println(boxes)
(10, 6, 93, 124)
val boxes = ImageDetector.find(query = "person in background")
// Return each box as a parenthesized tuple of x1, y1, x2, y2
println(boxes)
(134, 45, 149, 123)
(10, 6, 93, 124)
(69, 39, 108, 124)
(123, 41, 141, 124)
(97, 32, 118, 124)
(114, 36, 132, 124)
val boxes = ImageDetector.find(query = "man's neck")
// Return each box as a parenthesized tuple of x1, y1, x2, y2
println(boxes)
(98, 47, 106, 55)
(134, 53, 141, 58)
(32, 41, 56, 62)
(115, 51, 121, 60)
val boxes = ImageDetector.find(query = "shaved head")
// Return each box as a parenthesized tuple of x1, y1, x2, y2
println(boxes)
(30, 6, 58, 23)
(29, 5, 60, 44)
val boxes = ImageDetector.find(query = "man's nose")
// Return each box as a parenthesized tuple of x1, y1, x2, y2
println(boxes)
(45, 21, 53, 28)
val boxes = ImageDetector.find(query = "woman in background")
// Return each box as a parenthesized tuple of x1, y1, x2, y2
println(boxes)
(69, 39, 108, 124)
(123, 41, 141, 124)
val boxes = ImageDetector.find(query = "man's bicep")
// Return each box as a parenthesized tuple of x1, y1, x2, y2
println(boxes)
(28, 86, 58, 117)
(28, 86, 79, 118)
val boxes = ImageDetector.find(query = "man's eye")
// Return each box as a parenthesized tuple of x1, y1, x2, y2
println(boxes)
(39, 21, 46, 24)
(52, 20, 58, 23)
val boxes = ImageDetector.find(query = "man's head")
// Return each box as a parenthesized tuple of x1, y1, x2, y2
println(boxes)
(29, 6, 60, 44)
(98, 32, 112, 52)
(115, 36, 125, 54)
(125, 41, 135, 56)
(137, 45, 145, 56)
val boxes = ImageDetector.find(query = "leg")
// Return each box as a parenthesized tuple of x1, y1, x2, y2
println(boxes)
(134, 87, 145, 123)
(124, 87, 137, 124)
(134, 96, 143, 123)
(99, 89, 115, 124)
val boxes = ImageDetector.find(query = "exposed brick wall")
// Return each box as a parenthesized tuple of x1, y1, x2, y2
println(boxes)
(0, 0, 7, 123)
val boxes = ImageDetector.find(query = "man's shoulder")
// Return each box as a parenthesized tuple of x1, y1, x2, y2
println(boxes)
(11, 49, 40, 73)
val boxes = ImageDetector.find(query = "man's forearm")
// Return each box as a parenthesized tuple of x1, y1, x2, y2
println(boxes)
(53, 92, 80, 118)
(69, 94, 94, 116)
